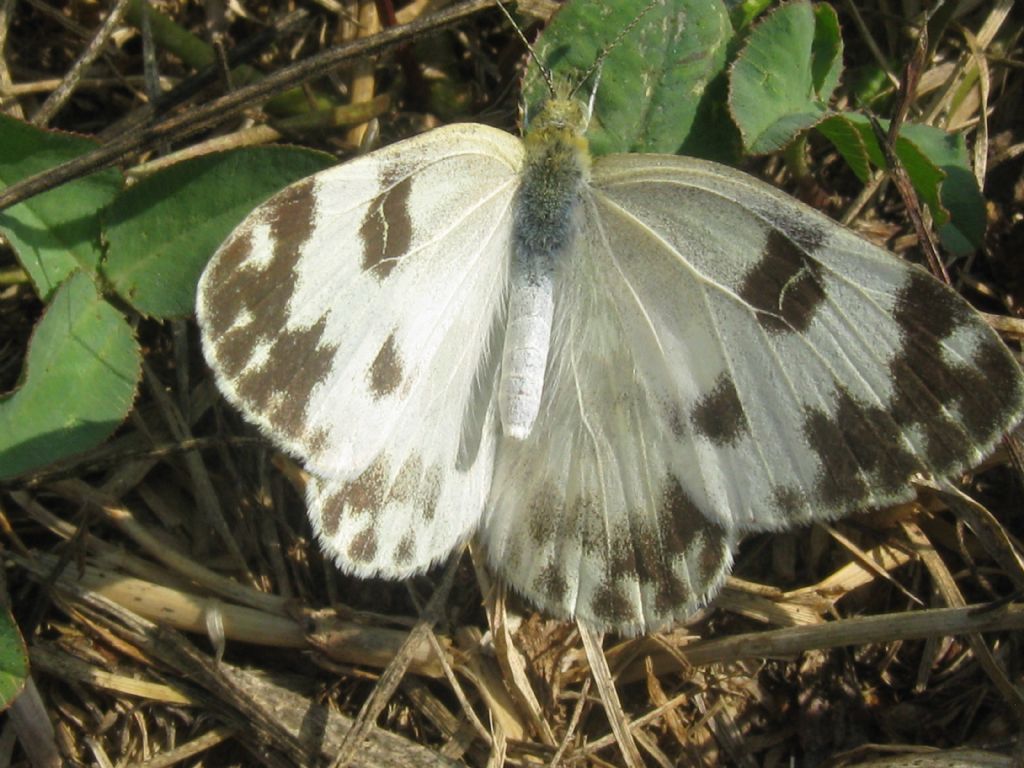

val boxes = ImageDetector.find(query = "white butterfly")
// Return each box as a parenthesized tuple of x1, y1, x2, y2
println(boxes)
(197, 69, 1024, 635)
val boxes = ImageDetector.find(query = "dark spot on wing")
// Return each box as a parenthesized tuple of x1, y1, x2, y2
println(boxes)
(369, 332, 403, 398)
(607, 522, 638, 583)
(590, 580, 636, 625)
(318, 456, 390, 537)
(773, 485, 808, 522)
(267, 178, 319, 258)
(534, 562, 568, 604)
(203, 178, 332, 443)
(965, 339, 1024, 436)
(885, 270, 1024, 472)
(347, 527, 378, 562)
(691, 373, 749, 446)
(657, 477, 721, 560)
(893, 269, 973, 340)
(886, 351, 969, 473)
(656, 477, 730, 589)
(419, 464, 443, 522)
(528, 483, 561, 546)
(235, 317, 337, 442)
(390, 455, 423, 504)
(739, 228, 826, 333)
(202, 177, 318, 319)
(803, 387, 922, 508)
(696, 529, 727, 586)
(600, 477, 729, 619)
(654, 574, 693, 616)
(608, 514, 696, 616)
(664, 401, 687, 438)
(566, 494, 604, 555)
(359, 174, 414, 280)
(394, 532, 415, 566)
(209, 225, 305, 380)
(202, 230, 256, 338)
(212, 178, 318, 338)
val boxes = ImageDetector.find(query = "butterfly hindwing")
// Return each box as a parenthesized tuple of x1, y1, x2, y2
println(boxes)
(482, 152, 1024, 633)
(484, 276, 739, 631)
(198, 124, 523, 577)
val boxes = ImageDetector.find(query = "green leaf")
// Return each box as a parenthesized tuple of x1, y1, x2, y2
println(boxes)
(729, 0, 775, 31)
(729, 0, 843, 154)
(0, 272, 141, 480)
(0, 115, 123, 300)
(900, 123, 986, 255)
(889, 134, 948, 227)
(810, 4, 843, 101)
(0, 607, 28, 710)
(816, 114, 985, 255)
(816, 114, 872, 181)
(523, 0, 734, 158)
(102, 147, 333, 318)
(846, 63, 893, 110)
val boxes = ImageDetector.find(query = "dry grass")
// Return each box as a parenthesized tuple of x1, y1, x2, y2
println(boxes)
(1, 0, 1023, 766)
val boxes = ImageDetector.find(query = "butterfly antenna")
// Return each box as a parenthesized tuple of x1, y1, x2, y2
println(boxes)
(569, 0, 662, 99)
(495, 0, 556, 97)
(584, 59, 604, 123)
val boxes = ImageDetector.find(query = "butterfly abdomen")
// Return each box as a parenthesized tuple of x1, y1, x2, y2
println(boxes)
(500, 100, 592, 439)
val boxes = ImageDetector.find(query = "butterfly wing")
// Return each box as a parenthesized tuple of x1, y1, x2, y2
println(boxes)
(197, 124, 522, 577)
(483, 153, 1024, 633)
(591, 154, 1024, 528)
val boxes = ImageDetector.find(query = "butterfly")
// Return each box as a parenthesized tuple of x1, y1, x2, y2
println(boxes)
(196, 13, 1024, 636)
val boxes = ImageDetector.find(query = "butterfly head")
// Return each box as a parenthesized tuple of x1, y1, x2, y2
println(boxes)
(524, 70, 589, 145)
(522, 93, 591, 164)
(530, 92, 588, 132)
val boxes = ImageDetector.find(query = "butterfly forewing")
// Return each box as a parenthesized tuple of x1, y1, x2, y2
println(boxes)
(595, 155, 1024, 522)
(198, 124, 524, 577)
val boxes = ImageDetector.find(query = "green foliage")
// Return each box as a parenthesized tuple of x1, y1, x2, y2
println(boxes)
(523, 0, 985, 254)
(730, 1, 842, 154)
(0, 272, 141, 480)
(522, 0, 735, 159)
(0, 115, 122, 300)
(728, 0, 776, 30)
(0, 604, 28, 710)
(817, 114, 985, 255)
(104, 147, 332, 318)
(729, 1, 982, 253)
(0, 115, 330, 478)
(899, 123, 986, 256)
